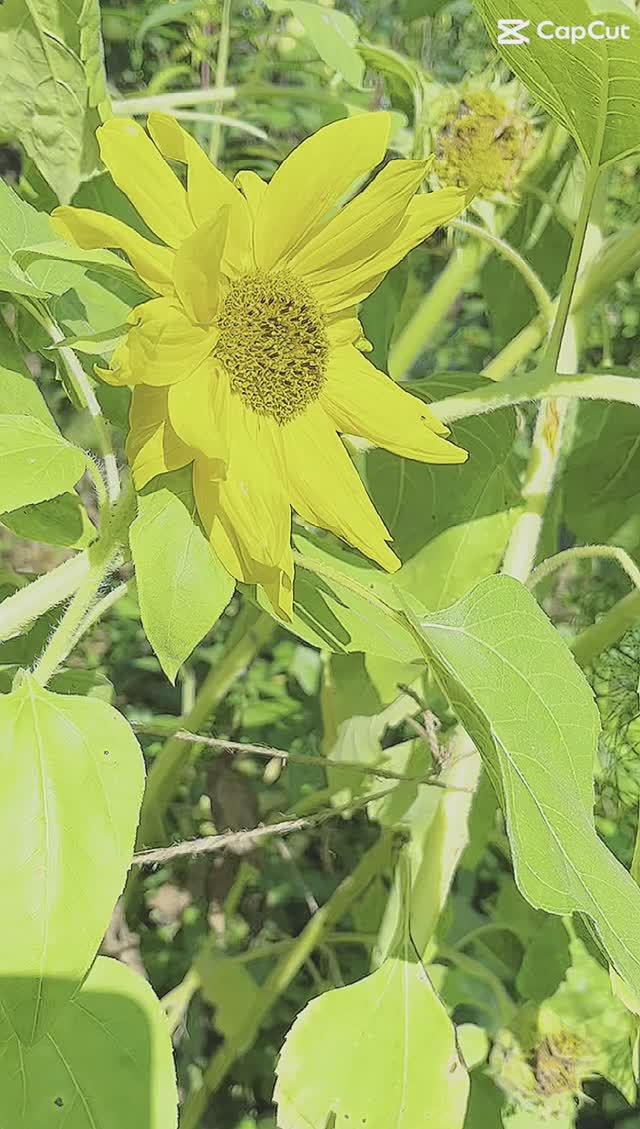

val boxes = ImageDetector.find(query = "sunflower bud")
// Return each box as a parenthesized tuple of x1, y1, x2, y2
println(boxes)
(433, 88, 534, 195)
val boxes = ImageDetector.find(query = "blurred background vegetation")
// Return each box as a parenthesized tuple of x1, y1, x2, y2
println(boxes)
(3, 1, 640, 1126)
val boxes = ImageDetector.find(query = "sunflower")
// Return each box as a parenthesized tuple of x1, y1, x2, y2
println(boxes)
(52, 113, 468, 618)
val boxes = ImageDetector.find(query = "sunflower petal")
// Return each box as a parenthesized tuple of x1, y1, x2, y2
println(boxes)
(290, 159, 430, 278)
(51, 207, 175, 295)
(309, 185, 468, 312)
(126, 385, 194, 489)
(173, 209, 228, 323)
(234, 170, 267, 217)
(321, 347, 468, 464)
(193, 402, 293, 617)
(147, 113, 252, 273)
(97, 118, 194, 248)
(98, 298, 216, 387)
(168, 359, 230, 466)
(283, 402, 399, 572)
(254, 113, 391, 271)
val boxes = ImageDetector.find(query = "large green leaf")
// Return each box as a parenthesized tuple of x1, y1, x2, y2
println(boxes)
(130, 477, 235, 682)
(473, 0, 640, 168)
(0, 674, 144, 1043)
(274, 957, 468, 1128)
(0, 416, 86, 515)
(0, 957, 177, 1128)
(362, 375, 520, 609)
(0, 0, 105, 201)
(256, 533, 422, 662)
(407, 575, 640, 995)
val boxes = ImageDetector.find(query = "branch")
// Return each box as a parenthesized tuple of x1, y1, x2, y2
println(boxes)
(171, 729, 457, 789)
(132, 816, 318, 867)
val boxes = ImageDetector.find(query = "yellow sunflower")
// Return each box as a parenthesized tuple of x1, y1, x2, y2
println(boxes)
(52, 113, 469, 618)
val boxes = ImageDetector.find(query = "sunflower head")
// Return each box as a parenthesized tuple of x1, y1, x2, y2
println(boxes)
(51, 113, 469, 619)
(434, 86, 534, 195)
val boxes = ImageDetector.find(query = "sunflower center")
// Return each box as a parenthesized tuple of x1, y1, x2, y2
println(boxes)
(215, 271, 329, 424)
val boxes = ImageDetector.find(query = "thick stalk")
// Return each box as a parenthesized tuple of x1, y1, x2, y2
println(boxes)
(31, 484, 135, 685)
(179, 832, 395, 1129)
(389, 240, 489, 378)
(430, 366, 640, 424)
(571, 590, 640, 668)
(209, 0, 233, 163)
(135, 604, 276, 848)
(0, 554, 90, 643)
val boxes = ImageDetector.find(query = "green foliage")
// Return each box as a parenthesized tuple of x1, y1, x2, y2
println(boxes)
(0, 416, 86, 514)
(130, 475, 235, 681)
(2, 1, 640, 1127)
(274, 955, 469, 1128)
(0, 0, 106, 201)
(0, 957, 177, 1127)
(408, 577, 640, 995)
(474, 0, 640, 168)
(0, 673, 144, 1042)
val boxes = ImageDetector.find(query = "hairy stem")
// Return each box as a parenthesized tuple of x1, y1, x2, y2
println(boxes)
(31, 483, 135, 686)
(0, 554, 90, 643)
(571, 590, 640, 668)
(528, 544, 640, 593)
(451, 219, 554, 329)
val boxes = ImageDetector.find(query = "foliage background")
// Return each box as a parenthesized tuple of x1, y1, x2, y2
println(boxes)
(3, 0, 640, 1127)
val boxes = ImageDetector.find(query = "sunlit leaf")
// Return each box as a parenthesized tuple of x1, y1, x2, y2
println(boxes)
(407, 575, 640, 995)
(0, 957, 177, 1127)
(0, 416, 86, 516)
(275, 956, 468, 1128)
(0, 674, 144, 1042)
(130, 476, 236, 682)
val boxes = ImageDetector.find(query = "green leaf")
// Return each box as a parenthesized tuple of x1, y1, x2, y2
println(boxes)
(136, 0, 203, 44)
(2, 493, 95, 549)
(197, 953, 259, 1051)
(274, 957, 468, 1128)
(564, 400, 640, 541)
(407, 575, 640, 996)
(0, 365, 57, 429)
(473, 0, 640, 168)
(0, 573, 59, 667)
(257, 532, 422, 662)
(130, 477, 235, 682)
(267, 0, 364, 87)
(0, 415, 86, 515)
(404, 0, 455, 16)
(0, 674, 145, 1043)
(0, 0, 104, 201)
(362, 375, 520, 609)
(516, 918, 572, 1003)
(0, 956, 177, 1127)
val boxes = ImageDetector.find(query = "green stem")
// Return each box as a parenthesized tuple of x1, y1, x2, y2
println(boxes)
(0, 554, 90, 643)
(436, 943, 515, 1026)
(528, 545, 640, 593)
(179, 833, 395, 1129)
(430, 367, 640, 425)
(451, 219, 554, 329)
(481, 314, 547, 383)
(22, 299, 120, 505)
(31, 484, 135, 686)
(571, 589, 640, 667)
(389, 239, 489, 378)
(209, 0, 233, 164)
(135, 604, 276, 849)
(543, 164, 601, 373)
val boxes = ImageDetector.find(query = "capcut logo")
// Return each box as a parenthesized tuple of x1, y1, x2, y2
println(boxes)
(497, 18, 632, 46)
(497, 18, 530, 45)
